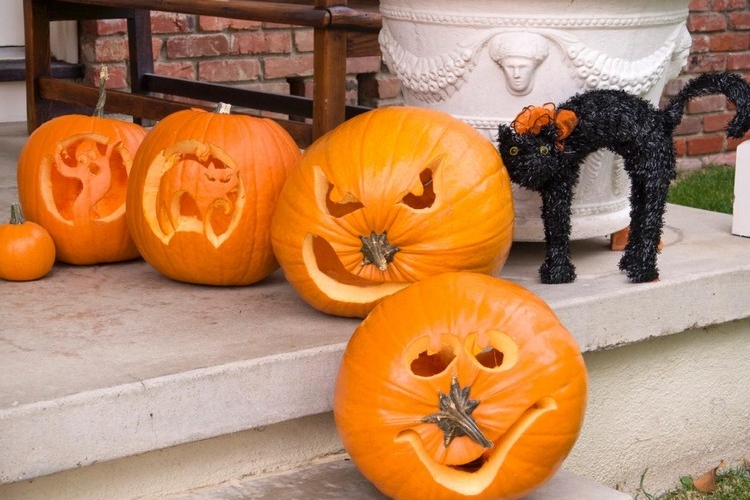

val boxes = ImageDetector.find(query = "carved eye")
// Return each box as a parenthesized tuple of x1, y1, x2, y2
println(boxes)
(401, 168, 436, 210)
(405, 334, 461, 379)
(465, 330, 519, 373)
(539, 145, 550, 155)
(326, 183, 364, 218)
(509, 146, 519, 156)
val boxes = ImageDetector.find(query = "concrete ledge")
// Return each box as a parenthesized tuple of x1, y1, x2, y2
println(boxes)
(4, 204, 748, 484)
(170, 455, 633, 500)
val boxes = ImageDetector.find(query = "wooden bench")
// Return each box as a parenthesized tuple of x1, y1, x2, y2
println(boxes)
(23, 0, 382, 148)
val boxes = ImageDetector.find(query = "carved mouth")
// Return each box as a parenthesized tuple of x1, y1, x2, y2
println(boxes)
(395, 397, 557, 497)
(301, 232, 408, 306)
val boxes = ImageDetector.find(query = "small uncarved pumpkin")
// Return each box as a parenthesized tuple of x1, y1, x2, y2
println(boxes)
(271, 106, 515, 318)
(127, 104, 300, 285)
(334, 272, 588, 500)
(0, 203, 56, 281)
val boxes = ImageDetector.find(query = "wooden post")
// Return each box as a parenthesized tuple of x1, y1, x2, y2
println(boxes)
(312, 0, 348, 141)
(23, 0, 52, 133)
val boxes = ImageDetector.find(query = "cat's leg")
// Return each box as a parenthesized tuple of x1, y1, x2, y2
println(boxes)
(620, 166, 669, 282)
(539, 180, 577, 284)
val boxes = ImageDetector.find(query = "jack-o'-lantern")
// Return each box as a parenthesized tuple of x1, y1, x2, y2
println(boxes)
(16, 67, 146, 264)
(271, 106, 514, 318)
(127, 103, 300, 285)
(334, 272, 588, 500)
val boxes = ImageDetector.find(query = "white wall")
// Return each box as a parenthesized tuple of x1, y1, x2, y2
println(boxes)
(566, 319, 750, 494)
(0, 0, 24, 46)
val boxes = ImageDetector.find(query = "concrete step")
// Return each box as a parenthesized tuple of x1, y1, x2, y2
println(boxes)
(169, 455, 633, 500)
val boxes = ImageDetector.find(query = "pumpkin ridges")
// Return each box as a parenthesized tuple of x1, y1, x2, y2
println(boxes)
(127, 107, 299, 285)
(17, 115, 146, 264)
(272, 107, 514, 316)
(334, 272, 587, 500)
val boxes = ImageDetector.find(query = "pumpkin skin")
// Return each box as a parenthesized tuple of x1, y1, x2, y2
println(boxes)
(16, 114, 146, 264)
(127, 105, 301, 285)
(271, 106, 514, 318)
(0, 203, 56, 281)
(334, 272, 588, 500)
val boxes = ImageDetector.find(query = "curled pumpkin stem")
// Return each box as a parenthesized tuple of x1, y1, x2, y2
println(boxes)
(422, 376, 494, 449)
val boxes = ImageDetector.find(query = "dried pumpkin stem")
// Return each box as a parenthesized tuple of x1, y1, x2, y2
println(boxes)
(422, 376, 494, 449)
(9, 203, 25, 225)
(93, 65, 109, 118)
(359, 231, 399, 271)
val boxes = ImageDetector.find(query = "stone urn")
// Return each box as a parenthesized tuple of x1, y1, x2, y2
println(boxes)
(378, 0, 692, 241)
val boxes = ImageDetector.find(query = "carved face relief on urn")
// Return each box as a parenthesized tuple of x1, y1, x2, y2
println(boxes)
(489, 32, 550, 96)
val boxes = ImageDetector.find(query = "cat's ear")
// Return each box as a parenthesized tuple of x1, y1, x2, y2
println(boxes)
(497, 123, 516, 146)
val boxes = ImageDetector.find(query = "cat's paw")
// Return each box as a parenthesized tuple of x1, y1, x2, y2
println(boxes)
(539, 260, 576, 284)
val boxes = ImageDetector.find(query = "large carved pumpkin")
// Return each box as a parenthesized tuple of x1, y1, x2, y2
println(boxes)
(271, 106, 514, 317)
(16, 107, 146, 264)
(334, 272, 588, 500)
(127, 104, 300, 285)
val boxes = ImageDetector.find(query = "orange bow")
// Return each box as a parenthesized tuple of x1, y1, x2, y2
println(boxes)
(511, 103, 578, 150)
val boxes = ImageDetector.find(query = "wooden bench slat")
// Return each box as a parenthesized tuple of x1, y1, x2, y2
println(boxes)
(0, 59, 84, 83)
(48, 0, 331, 27)
(38, 77, 315, 146)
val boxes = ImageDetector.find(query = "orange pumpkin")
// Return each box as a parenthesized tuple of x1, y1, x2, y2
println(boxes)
(16, 93, 146, 264)
(127, 103, 300, 285)
(271, 106, 514, 318)
(0, 203, 56, 281)
(334, 272, 588, 500)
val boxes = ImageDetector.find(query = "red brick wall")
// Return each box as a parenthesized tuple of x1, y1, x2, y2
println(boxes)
(79, 12, 382, 116)
(79, 2, 750, 169)
(666, 0, 750, 170)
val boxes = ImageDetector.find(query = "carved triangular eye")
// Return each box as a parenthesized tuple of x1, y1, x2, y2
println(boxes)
(326, 183, 364, 218)
(402, 168, 436, 209)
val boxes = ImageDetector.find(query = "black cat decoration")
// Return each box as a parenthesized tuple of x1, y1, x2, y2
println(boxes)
(497, 72, 750, 284)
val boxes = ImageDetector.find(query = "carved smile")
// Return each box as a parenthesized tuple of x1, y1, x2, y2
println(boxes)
(301, 232, 407, 305)
(395, 396, 558, 497)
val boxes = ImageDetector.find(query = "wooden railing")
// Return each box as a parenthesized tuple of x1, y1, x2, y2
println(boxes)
(23, 0, 382, 147)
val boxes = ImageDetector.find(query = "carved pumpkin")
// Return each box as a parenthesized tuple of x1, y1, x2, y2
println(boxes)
(16, 72, 146, 264)
(127, 103, 300, 285)
(271, 106, 514, 317)
(0, 203, 56, 281)
(334, 272, 588, 500)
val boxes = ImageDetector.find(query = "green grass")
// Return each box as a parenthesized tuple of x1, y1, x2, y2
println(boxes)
(667, 164, 735, 214)
(636, 464, 750, 500)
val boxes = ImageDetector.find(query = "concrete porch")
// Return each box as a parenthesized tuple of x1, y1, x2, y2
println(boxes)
(1, 119, 749, 499)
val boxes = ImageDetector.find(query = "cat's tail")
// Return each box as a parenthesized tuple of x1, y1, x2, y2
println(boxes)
(663, 72, 750, 138)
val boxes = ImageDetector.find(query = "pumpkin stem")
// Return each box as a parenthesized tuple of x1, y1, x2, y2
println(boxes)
(359, 231, 399, 271)
(215, 102, 232, 114)
(9, 203, 25, 225)
(93, 65, 109, 118)
(422, 376, 494, 449)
